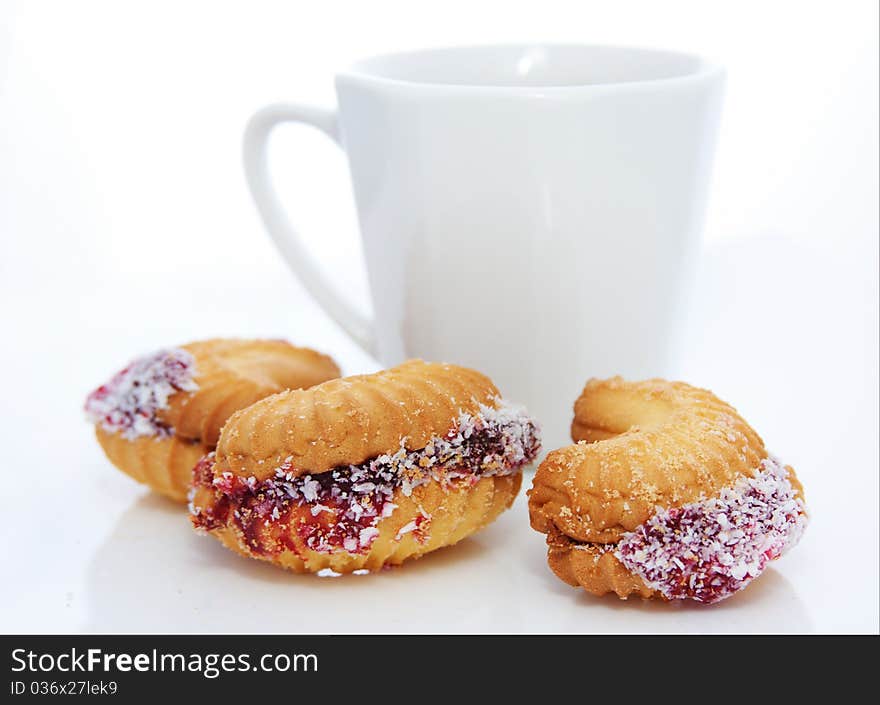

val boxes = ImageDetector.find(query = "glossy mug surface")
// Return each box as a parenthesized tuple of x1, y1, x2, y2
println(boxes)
(243, 44, 725, 449)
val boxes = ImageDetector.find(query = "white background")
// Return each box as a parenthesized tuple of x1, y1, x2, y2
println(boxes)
(0, 0, 877, 633)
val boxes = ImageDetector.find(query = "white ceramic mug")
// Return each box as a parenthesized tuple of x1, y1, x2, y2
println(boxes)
(243, 44, 724, 449)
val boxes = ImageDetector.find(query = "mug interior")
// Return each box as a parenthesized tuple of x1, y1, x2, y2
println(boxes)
(349, 44, 714, 88)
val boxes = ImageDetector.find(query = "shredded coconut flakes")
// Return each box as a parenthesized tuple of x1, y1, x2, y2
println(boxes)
(615, 455, 807, 603)
(84, 348, 198, 439)
(192, 399, 540, 556)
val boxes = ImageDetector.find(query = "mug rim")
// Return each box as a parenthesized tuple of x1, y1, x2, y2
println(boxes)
(339, 42, 723, 92)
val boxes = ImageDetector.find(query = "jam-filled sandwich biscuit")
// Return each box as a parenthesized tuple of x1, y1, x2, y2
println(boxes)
(190, 360, 541, 574)
(85, 338, 341, 502)
(528, 377, 807, 604)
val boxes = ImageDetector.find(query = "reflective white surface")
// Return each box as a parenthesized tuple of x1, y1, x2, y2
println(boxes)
(0, 0, 876, 634)
(1, 238, 876, 634)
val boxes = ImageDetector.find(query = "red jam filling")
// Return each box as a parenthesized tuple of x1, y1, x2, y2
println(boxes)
(84, 348, 198, 439)
(614, 456, 807, 603)
(191, 402, 540, 557)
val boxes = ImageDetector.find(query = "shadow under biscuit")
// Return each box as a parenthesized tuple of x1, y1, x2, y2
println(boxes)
(82, 493, 520, 633)
(523, 541, 813, 632)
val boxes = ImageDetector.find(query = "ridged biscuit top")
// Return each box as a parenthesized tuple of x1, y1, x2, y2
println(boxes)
(529, 377, 777, 543)
(156, 338, 341, 445)
(213, 360, 500, 480)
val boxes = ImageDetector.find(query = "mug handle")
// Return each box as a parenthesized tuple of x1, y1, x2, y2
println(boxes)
(242, 103, 376, 356)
